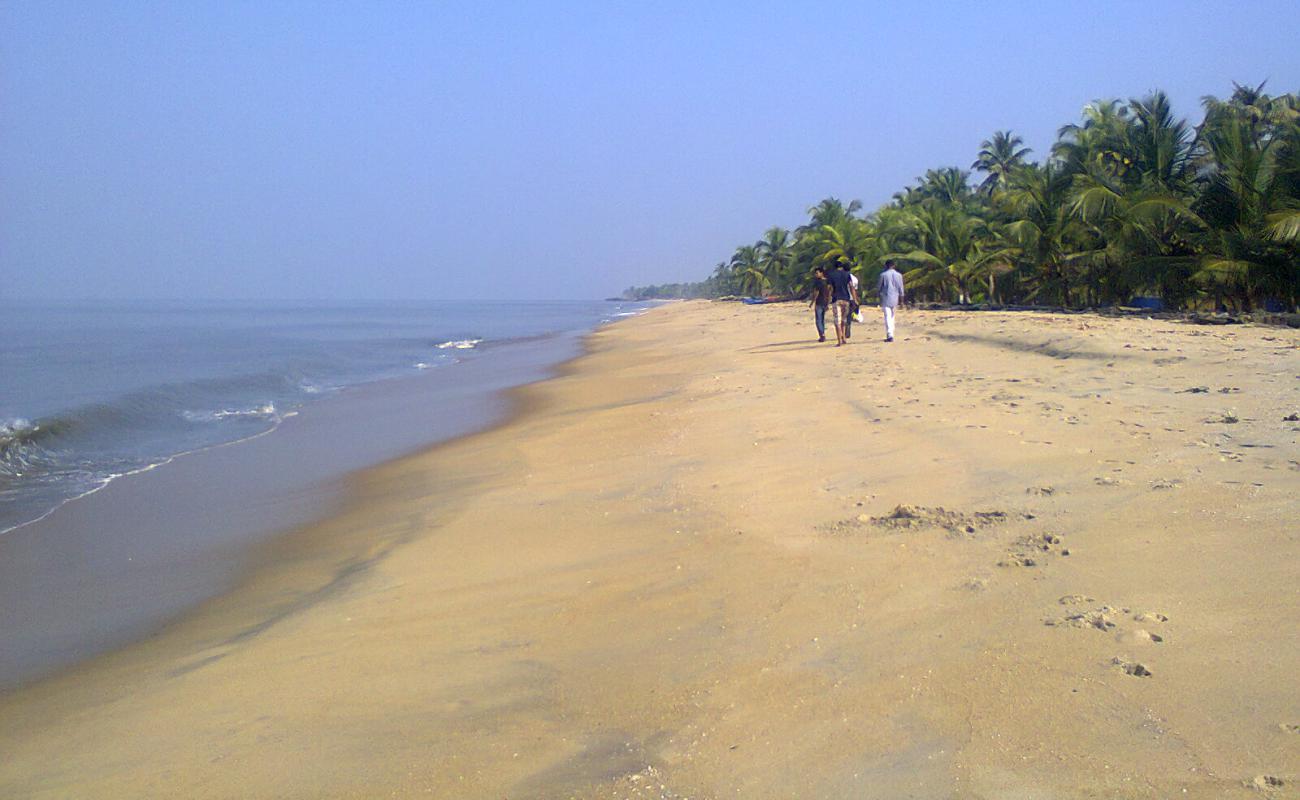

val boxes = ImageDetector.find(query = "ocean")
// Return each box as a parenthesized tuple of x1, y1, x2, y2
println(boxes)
(0, 300, 645, 534)
(0, 299, 649, 687)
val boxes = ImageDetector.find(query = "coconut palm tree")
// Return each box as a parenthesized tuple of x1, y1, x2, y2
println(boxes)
(730, 245, 768, 296)
(999, 163, 1101, 305)
(1125, 91, 1198, 195)
(883, 202, 993, 304)
(1054, 99, 1131, 178)
(890, 185, 926, 208)
(1060, 93, 1203, 304)
(757, 227, 796, 293)
(916, 167, 975, 207)
(710, 260, 739, 296)
(972, 131, 1032, 196)
(1193, 94, 1300, 309)
(803, 197, 863, 231)
(1201, 81, 1299, 150)
(683, 82, 1297, 311)
(808, 217, 876, 274)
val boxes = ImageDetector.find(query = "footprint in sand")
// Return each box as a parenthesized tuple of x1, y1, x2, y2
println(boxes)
(1046, 606, 1121, 630)
(1049, 601, 1169, 650)
(1133, 611, 1170, 624)
(1247, 775, 1286, 792)
(824, 504, 1023, 539)
(1117, 628, 1164, 645)
(1111, 656, 1153, 677)
(999, 532, 1068, 567)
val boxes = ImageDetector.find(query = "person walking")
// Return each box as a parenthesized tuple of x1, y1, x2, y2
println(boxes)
(827, 259, 857, 346)
(877, 259, 905, 342)
(845, 269, 860, 340)
(808, 266, 831, 342)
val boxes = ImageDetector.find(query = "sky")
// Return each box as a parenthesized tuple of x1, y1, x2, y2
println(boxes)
(2, 1, 1298, 301)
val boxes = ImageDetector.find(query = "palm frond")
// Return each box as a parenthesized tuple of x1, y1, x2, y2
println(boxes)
(1265, 207, 1300, 241)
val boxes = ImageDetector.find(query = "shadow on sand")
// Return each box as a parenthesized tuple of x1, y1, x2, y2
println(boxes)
(743, 340, 839, 353)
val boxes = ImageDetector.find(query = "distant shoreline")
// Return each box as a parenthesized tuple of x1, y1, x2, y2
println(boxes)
(0, 317, 627, 691)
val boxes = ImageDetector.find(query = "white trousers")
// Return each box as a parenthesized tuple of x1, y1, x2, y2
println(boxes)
(883, 305, 896, 339)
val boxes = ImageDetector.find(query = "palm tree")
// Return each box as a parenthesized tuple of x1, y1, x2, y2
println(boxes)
(1268, 114, 1300, 243)
(999, 163, 1101, 305)
(972, 131, 1032, 196)
(757, 227, 796, 293)
(1193, 93, 1300, 309)
(891, 185, 926, 208)
(808, 218, 876, 273)
(710, 260, 739, 296)
(694, 83, 1297, 311)
(1126, 91, 1197, 195)
(1201, 81, 1298, 149)
(883, 202, 993, 304)
(730, 244, 768, 296)
(1068, 164, 1201, 305)
(1054, 99, 1131, 178)
(1060, 93, 1202, 305)
(917, 167, 974, 207)
(801, 197, 864, 234)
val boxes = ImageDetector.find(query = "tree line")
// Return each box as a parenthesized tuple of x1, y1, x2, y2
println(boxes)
(626, 83, 1299, 312)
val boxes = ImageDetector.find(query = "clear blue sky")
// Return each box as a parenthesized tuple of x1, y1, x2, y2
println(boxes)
(3, 1, 1297, 301)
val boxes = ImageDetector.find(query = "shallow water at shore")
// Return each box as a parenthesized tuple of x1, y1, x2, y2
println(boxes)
(0, 301, 648, 689)
(0, 300, 644, 535)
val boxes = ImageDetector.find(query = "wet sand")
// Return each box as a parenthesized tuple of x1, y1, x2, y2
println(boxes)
(1, 301, 1297, 798)
(0, 332, 582, 690)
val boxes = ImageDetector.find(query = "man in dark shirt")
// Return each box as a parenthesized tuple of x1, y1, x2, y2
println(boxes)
(808, 266, 831, 342)
(826, 260, 857, 346)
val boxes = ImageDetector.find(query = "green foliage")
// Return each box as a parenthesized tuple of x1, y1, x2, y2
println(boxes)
(682, 82, 1299, 311)
(620, 282, 717, 300)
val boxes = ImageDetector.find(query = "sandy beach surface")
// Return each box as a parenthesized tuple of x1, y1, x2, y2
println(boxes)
(1, 301, 1297, 799)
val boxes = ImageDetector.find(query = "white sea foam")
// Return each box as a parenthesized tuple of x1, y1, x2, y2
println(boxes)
(0, 418, 35, 440)
(3, 301, 642, 539)
(1, 415, 291, 537)
(182, 403, 278, 423)
(435, 338, 482, 350)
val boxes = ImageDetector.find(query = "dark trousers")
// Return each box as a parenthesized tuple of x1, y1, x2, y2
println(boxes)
(813, 305, 827, 338)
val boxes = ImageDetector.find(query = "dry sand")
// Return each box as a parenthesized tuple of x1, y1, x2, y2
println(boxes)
(1, 301, 1297, 798)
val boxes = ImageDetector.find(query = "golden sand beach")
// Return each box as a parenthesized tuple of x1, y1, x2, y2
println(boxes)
(1, 301, 1297, 798)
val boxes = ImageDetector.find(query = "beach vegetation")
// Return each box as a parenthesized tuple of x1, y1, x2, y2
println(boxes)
(626, 82, 1300, 311)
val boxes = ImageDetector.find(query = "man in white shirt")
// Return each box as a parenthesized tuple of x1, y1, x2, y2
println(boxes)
(877, 260, 905, 342)
(845, 270, 860, 340)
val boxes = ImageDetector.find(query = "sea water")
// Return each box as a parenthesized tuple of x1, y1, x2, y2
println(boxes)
(0, 300, 646, 534)
(0, 299, 649, 687)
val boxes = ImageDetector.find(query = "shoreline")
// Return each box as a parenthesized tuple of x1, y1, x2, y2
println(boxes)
(0, 321, 622, 691)
(1, 301, 1296, 798)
